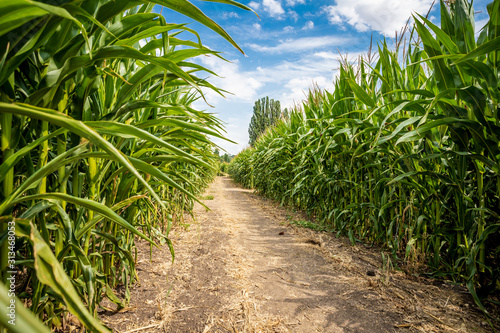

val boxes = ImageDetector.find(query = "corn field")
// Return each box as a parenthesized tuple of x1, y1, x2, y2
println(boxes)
(0, 0, 251, 332)
(230, 0, 500, 316)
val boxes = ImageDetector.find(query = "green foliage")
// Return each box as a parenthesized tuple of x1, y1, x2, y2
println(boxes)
(0, 0, 252, 331)
(230, 0, 500, 318)
(248, 96, 283, 146)
(289, 219, 327, 232)
(0, 281, 51, 333)
(214, 148, 232, 163)
(228, 147, 255, 188)
(220, 153, 232, 163)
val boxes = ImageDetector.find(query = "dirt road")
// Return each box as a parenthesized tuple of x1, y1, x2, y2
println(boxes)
(102, 176, 493, 332)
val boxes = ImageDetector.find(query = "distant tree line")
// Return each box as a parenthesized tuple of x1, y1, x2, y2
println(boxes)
(214, 148, 233, 163)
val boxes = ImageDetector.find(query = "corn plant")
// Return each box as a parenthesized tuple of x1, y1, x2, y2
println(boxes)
(0, 0, 252, 331)
(230, 0, 500, 318)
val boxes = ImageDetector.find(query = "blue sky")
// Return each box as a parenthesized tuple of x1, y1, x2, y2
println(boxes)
(160, 0, 492, 155)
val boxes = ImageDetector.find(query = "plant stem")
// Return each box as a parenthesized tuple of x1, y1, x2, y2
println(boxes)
(0, 112, 13, 284)
(477, 164, 485, 273)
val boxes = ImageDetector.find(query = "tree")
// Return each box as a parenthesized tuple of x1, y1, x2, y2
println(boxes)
(248, 97, 282, 146)
(282, 107, 290, 121)
(221, 153, 232, 163)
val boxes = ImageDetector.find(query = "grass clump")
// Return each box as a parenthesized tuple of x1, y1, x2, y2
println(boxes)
(289, 219, 327, 232)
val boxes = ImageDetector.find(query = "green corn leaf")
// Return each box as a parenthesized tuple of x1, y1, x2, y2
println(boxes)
(39, 45, 200, 94)
(69, 243, 96, 312)
(0, 102, 168, 211)
(150, 0, 250, 54)
(347, 78, 375, 108)
(103, 283, 126, 310)
(439, 0, 455, 37)
(92, 230, 135, 270)
(0, 282, 52, 333)
(138, 118, 233, 142)
(85, 121, 214, 170)
(14, 194, 156, 245)
(0, 0, 86, 39)
(0, 128, 66, 184)
(415, 13, 459, 54)
(75, 194, 147, 239)
(29, 223, 110, 333)
(376, 117, 421, 145)
(414, 16, 455, 91)
(453, 0, 476, 54)
(0, 143, 88, 215)
(454, 36, 500, 64)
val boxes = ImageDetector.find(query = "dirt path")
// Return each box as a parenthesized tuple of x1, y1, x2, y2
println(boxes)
(101, 176, 495, 332)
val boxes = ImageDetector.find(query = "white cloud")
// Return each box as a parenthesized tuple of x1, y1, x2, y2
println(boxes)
(247, 51, 368, 108)
(246, 0, 304, 21)
(253, 23, 262, 32)
(249, 54, 344, 107)
(283, 26, 294, 33)
(288, 10, 299, 22)
(246, 36, 350, 54)
(313, 51, 339, 60)
(285, 0, 306, 5)
(197, 56, 263, 105)
(194, 52, 341, 153)
(262, 0, 285, 18)
(248, 1, 260, 10)
(221, 12, 240, 19)
(302, 20, 314, 30)
(324, 0, 434, 36)
(281, 76, 331, 108)
(192, 47, 368, 154)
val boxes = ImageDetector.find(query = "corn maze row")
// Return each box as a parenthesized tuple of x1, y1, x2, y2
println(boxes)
(0, 1, 252, 332)
(230, 0, 500, 318)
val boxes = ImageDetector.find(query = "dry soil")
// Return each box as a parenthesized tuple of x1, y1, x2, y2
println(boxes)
(100, 176, 496, 333)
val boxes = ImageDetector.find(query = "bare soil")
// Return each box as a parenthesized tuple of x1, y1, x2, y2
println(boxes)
(100, 176, 497, 332)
